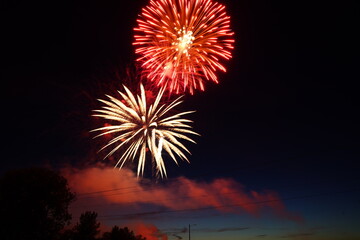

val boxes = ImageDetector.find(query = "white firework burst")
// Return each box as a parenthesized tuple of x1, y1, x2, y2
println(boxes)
(91, 84, 199, 178)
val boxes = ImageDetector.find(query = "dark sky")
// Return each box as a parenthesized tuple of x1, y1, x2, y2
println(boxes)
(2, 0, 359, 238)
(3, 0, 358, 176)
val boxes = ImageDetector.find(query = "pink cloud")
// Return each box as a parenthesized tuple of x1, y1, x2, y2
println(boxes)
(62, 166, 302, 223)
(131, 222, 168, 240)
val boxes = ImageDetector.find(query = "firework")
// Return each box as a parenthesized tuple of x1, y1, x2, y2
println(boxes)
(133, 0, 234, 94)
(91, 84, 199, 178)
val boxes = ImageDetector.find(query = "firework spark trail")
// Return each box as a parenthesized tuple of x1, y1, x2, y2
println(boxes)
(133, 0, 235, 94)
(91, 84, 199, 178)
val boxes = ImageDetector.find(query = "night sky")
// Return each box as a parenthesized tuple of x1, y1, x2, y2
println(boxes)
(2, 0, 359, 240)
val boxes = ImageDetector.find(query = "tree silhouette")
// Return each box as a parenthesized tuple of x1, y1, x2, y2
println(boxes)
(72, 211, 101, 240)
(102, 226, 146, 240)
(0, 168, 75, 240)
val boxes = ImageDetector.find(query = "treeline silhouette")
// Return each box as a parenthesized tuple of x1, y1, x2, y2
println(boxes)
(0, 168, 146, 240)
(61, 211, 145, 240)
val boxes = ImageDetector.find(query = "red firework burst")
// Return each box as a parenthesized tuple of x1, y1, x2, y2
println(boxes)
(133, 0, 235, 94)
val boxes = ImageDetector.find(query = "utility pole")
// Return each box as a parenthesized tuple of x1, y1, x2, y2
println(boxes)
(189, 224, 191, 240)
(189, 224, 196, 240)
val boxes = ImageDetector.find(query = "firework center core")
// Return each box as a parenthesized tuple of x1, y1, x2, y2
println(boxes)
(175, 28, 195, 56)
(148, 122, 158, 129)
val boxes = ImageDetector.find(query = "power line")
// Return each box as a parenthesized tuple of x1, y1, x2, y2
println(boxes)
(74, 176, 360, 201)
(74, 155, 357, 197)
(74, 157, 298, 196)
(72, 188, 360, 220)
(70, 178, 360, 211)
(71, 188, 268, 209)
